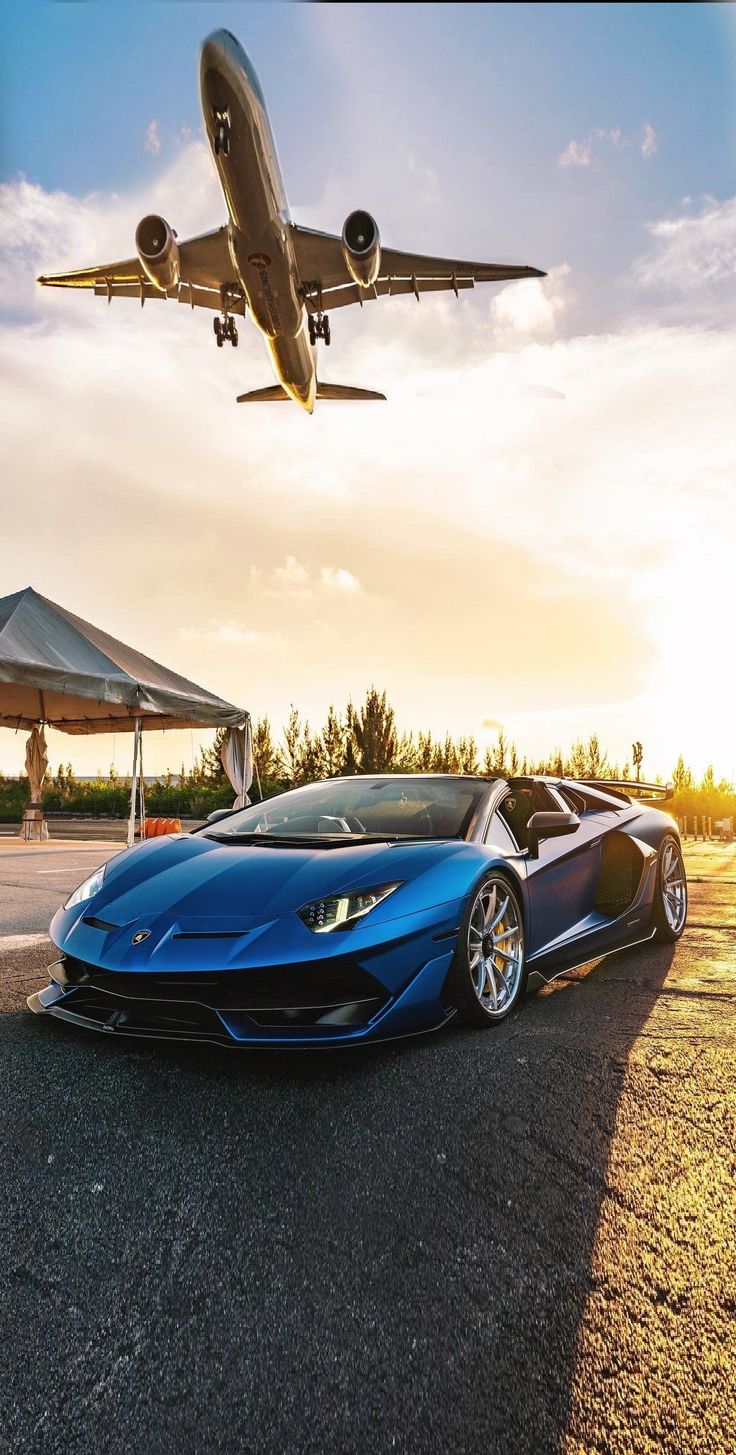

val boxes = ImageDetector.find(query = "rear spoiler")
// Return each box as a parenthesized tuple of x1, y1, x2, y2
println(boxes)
(575, 778, 674, 804)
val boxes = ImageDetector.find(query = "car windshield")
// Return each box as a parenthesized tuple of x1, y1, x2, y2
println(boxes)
(207, 777, 488, 841)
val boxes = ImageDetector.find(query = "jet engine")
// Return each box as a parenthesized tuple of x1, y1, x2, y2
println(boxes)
(341, 210, 381, 288)
(135, 214, 180, 293)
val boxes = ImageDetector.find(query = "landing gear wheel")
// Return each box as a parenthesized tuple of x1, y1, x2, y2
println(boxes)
(307, 312, 331, 346)
(214, 317, 224, 348)
(214, 122, 230, 158)
(449, 873, 526, 1026)
(225, 318, 238, 347)
(651, 834, 687, 942)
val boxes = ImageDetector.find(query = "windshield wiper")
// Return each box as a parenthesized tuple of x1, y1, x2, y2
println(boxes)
(203, 831, 455, 848)
(203, 831, 405, 848)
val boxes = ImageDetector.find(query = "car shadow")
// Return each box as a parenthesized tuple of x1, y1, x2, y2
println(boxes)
(8, 937, 677, 1454)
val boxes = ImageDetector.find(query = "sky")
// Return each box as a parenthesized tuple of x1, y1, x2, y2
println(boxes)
(1, 1, 735, 782)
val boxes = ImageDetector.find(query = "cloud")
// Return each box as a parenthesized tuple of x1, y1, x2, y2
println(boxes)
(491, 264, 571, 344)
(271, 555, 311, 595)
(252, 558, 362, 600)
(320, 567, 360, 593)
(145, 120, 161, 155)
(557, 125, 653, 170)
(558, 139, 592, 169)
(635, 194, 736, 292)
(2, 158, 736, 779)
(641, 122, 658, 159)
(181, 620, 272, 646)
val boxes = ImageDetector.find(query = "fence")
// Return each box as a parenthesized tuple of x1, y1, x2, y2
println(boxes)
(678, 815, 734, 842)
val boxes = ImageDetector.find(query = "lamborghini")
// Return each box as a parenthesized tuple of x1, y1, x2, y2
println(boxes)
(28, 773, 687, 1048)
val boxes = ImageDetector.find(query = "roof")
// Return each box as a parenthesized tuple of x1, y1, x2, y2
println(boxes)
(0, 587, 246, 734)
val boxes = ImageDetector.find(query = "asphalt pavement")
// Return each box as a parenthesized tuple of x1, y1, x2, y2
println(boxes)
(1, 840, 734, 1455)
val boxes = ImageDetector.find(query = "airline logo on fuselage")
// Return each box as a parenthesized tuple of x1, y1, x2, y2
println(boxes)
(248, 252, 272, 268)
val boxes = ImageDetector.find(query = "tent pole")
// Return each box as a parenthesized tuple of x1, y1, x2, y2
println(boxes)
(139, 730, 146, 842)
(127, 717, 141, 849)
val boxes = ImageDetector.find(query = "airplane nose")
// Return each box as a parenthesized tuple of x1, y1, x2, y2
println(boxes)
(200, 31, 230, 76)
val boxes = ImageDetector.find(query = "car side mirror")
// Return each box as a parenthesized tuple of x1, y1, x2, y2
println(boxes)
(526, 809, 580, 859)
(206, 808, 235, 824)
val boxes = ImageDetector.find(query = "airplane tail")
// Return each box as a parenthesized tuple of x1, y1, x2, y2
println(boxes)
(236, 382, 386, 403)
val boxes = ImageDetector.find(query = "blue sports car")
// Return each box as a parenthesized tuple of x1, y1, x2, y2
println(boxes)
(28, 774, 687, 1048)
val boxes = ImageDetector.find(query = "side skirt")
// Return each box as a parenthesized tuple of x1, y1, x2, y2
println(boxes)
(525, 927, 657, 992)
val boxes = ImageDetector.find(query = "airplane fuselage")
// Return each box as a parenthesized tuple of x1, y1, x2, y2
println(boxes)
(38, 29, 545, 409)
(199, 30, 316, 411)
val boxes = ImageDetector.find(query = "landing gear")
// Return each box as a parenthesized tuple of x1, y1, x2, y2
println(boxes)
(214, 316, 238, 348)
(213, 111, 230, 158)
(308, 313, 331, 347)
(302, 281, 332, 348)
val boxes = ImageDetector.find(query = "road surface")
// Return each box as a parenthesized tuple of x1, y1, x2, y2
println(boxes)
(1, 840, 733, 1454)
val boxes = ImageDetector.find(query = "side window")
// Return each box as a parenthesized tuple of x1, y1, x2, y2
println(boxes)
(485, 809, 518, 853)
(495, 783, 563, 850)
(556, 786, 585, 814)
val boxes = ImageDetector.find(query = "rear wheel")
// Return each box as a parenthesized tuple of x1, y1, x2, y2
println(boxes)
(652, 834, 687, 942)
(450, 874, 526, 1026)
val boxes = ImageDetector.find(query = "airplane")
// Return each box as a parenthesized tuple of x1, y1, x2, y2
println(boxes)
(37, 29, 546, 414)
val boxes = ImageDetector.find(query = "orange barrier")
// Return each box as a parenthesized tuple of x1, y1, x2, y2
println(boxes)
(143, 817, 182, 838)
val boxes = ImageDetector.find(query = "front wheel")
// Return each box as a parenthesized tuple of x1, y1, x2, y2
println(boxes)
(652, 834, 687, 942)
(449, 874, 526, 1027)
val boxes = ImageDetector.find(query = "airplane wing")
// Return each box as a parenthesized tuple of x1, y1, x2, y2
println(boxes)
(36, 227, 245, 313)
(290, 224, 545, 311)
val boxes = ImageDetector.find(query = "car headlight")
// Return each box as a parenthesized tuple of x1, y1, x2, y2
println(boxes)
(64, 864, 107, 910)
(298, 882, 402, 934)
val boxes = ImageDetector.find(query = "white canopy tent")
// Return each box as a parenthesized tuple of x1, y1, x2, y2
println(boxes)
(0, 587, 251, 843)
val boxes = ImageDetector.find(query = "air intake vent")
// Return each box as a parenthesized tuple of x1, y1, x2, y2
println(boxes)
(172, 930, 252, 940)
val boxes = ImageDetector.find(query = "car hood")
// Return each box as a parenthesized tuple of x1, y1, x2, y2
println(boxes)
(51, 832, 485, 974)
(97, 832, 462, 915)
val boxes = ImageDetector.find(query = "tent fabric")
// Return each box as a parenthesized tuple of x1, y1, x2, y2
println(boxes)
(25, 724, 48, 803)
(0, 587, 246, 734)
(221, 720, 253, 809)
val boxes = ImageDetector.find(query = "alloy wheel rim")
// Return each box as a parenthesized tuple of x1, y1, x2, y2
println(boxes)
(467, 880, 524, 1018)
(661, 842, 687, 932)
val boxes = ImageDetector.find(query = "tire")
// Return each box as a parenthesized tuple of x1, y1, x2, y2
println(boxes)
(651, 833, 687, 942)
(449, 872, 526, 1027)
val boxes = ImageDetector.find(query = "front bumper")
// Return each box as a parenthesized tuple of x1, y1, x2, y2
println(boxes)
(27, 941, 458, 1049)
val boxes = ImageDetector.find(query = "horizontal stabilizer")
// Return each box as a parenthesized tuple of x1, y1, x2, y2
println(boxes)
(316, 382, 386, 401)
(236, 385, 290, 403)
(236, 382, 387, 404)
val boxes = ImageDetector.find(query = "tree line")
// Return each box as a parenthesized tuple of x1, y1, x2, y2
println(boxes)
(0, 686, 733, 821)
